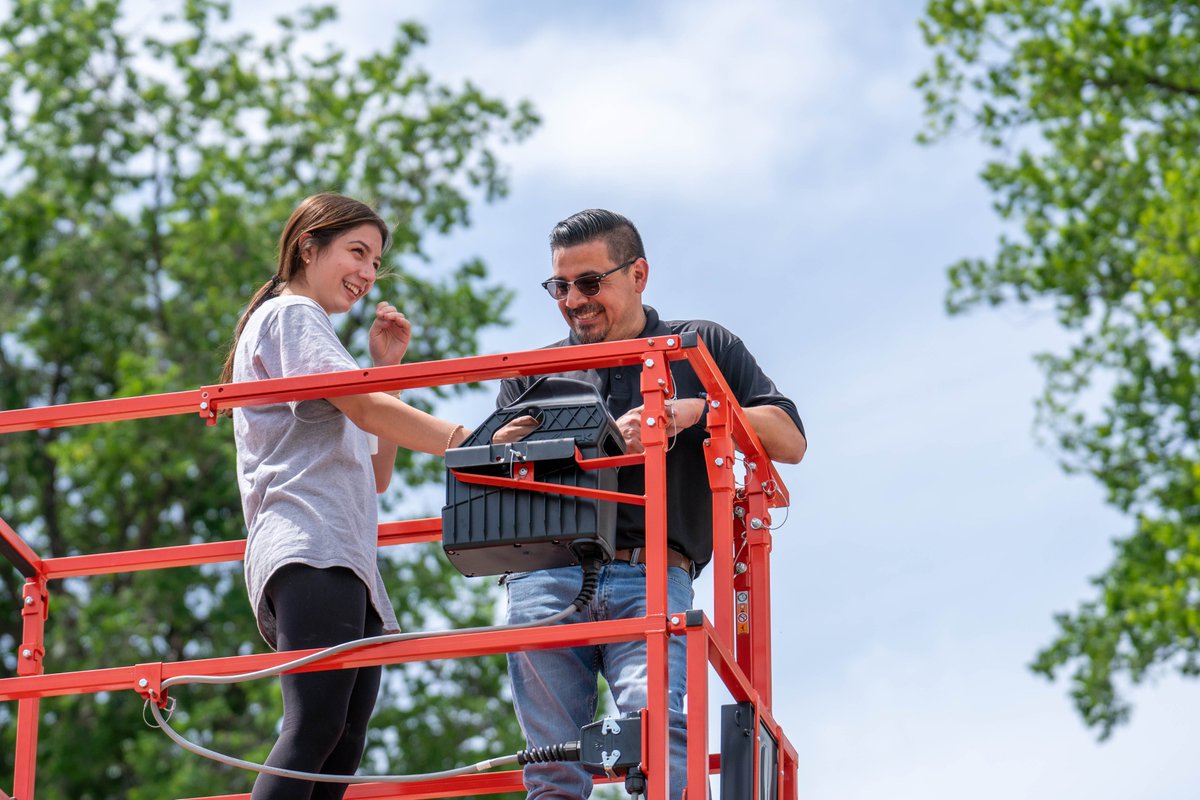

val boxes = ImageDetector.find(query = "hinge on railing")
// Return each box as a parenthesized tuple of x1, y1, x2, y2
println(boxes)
(15, 642, 43, 677)
(134, 662, 169, 708)
(21, 578, 47, 621)
(198, 390, 218, 425)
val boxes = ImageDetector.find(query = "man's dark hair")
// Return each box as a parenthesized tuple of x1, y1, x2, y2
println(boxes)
(549, 208, 645, 266)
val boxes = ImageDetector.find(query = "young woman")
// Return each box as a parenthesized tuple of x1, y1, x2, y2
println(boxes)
(220, 193, 469, 799)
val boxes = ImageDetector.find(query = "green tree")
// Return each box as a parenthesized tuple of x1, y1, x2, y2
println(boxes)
(917, 0, 1200, 738)
(0, 0, 537, 795)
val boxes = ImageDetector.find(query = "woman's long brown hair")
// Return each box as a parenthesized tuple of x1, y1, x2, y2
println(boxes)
(218, 193, 390, 388)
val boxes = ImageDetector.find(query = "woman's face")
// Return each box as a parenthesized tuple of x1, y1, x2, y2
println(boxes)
(289, 223, 383, 314)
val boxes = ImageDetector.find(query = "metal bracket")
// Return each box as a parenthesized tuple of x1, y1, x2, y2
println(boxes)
(134, 662, 169, 708)
(199, 390, 218, 425)
(21, 578, 48, 621)
(16, 642, 44, 677)
(580, 714, 642, 775)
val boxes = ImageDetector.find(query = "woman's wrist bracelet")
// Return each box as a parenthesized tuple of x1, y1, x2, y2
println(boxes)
(445, 424, 466, 453)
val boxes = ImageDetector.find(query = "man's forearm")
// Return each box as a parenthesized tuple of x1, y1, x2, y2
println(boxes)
(744, 405, 806, 464)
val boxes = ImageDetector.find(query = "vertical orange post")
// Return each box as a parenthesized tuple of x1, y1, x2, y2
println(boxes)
(702, 391, 736, 653)
(639, 349, 672, 800)
(14, 576, 47, 800)
(731, 498, 753, 699)
(780, 735, 799, 800)
(743, 482, 774, 707)
(731, 476, 776, 706)
(683, 617, 709, 800)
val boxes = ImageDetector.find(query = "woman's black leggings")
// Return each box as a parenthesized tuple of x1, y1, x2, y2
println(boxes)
(252, 564, 384, 800)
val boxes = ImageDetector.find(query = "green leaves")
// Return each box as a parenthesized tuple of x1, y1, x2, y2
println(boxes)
(0, 0, 534, 794)
(1030, 515, 1200, 736)
(919, 0, 1200, 738)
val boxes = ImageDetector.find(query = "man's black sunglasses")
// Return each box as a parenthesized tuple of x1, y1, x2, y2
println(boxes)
(540, 257, 638, 300)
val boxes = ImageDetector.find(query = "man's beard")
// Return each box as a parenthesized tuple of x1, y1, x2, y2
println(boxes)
(569, 304, 608, 343)
(573, 326, 608, 344)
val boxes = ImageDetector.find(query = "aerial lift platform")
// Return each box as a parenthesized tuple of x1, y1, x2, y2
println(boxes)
(0, 334, 798, 799)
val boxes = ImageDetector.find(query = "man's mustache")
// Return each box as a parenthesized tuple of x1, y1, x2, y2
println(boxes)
(568, 304, 603, 319)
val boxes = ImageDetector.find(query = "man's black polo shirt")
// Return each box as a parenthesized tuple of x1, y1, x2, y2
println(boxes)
(496, 305, 803, 574)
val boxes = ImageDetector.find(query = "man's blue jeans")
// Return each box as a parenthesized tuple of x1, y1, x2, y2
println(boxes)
(505, 561, 694, 800)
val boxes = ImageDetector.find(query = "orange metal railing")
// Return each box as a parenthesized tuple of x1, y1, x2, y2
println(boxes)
(0, 336, 797, 800)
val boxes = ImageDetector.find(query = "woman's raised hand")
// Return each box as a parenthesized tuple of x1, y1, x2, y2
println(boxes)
(369, 301, 412, 367)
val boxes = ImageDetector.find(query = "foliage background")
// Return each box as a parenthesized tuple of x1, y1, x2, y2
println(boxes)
(918, 0, 1200, 740)
(0, 0, 535, 796)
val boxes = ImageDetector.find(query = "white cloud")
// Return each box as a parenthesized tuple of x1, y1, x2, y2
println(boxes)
(413, 0, 851, 195)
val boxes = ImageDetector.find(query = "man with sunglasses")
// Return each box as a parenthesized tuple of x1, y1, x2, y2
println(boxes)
(495, 208, 806, 800)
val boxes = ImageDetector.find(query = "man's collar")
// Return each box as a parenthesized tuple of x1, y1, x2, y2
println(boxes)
(638, 305, 669, 337)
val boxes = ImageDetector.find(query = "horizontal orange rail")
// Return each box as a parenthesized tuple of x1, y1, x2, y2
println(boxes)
(40, 519, 441, 579)
(0, 618, 655, 703)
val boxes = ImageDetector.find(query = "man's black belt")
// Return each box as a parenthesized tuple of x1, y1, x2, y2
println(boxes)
(613, 547, 695, 578)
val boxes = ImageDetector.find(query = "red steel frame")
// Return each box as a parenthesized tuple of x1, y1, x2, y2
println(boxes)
(0, 336, 796, 800)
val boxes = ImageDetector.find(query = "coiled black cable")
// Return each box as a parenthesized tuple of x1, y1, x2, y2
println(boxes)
(516, 741, 582, 765)
(571, 552, 604, 611)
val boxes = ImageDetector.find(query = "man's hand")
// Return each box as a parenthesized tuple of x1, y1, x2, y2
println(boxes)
(368, 301, 412, 367)
(492, 414, 541, 444)
(614, 398, 706, 454)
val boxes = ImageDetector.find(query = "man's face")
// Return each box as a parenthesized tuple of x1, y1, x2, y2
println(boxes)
(550, 239, 647, 343)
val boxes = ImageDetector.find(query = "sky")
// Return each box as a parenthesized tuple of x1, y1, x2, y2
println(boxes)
(149, 0, 1200, 796)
